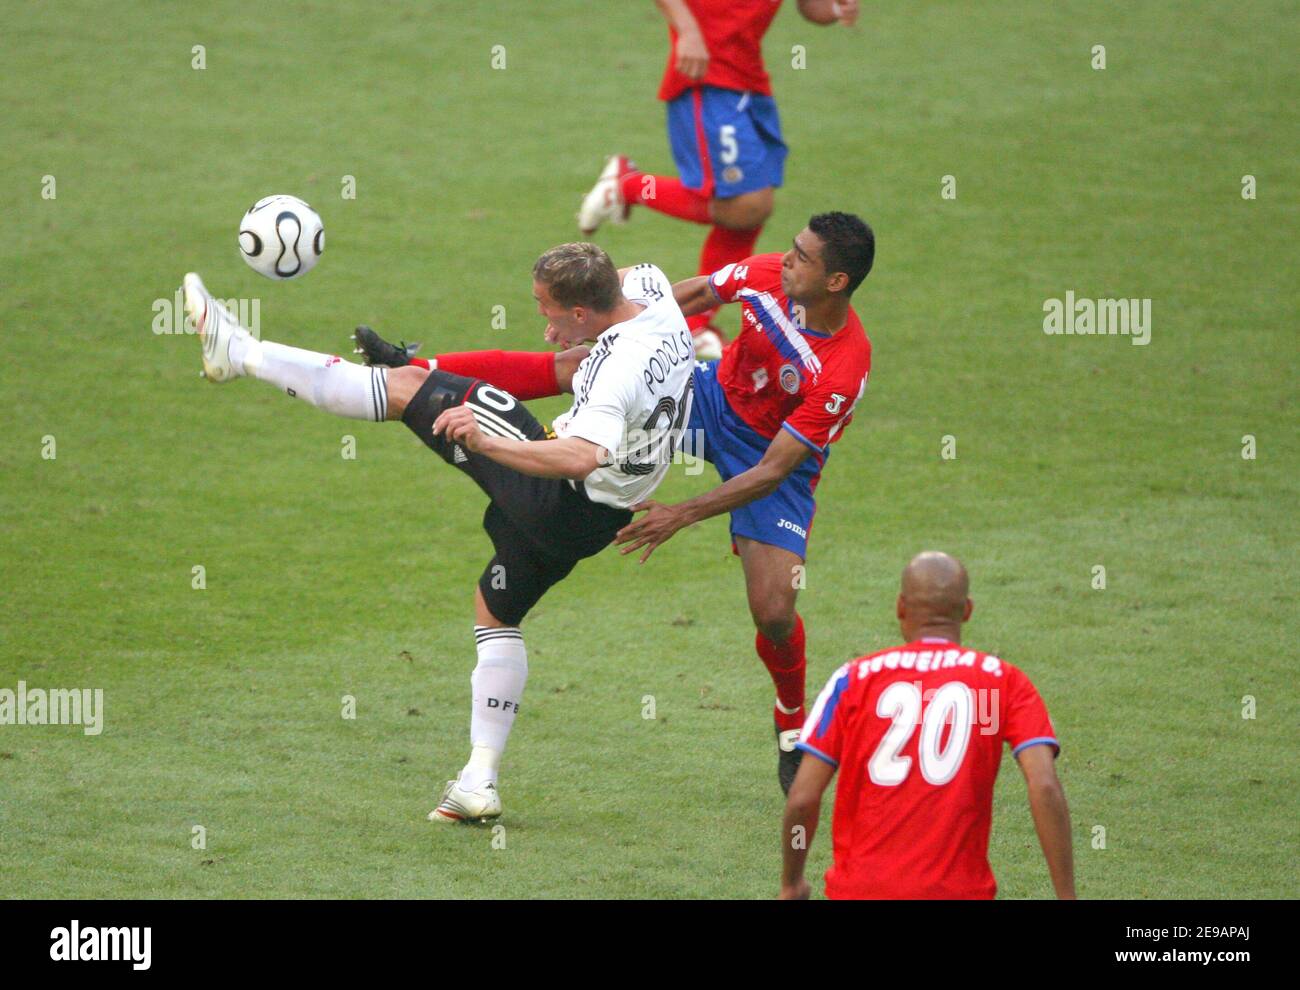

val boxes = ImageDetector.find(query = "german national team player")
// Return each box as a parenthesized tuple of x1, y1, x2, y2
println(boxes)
(578, 0, 859, 357)
(780, 552, 1076, 900)
(356, 211, 875, 797)
(181, 244, 694, 824)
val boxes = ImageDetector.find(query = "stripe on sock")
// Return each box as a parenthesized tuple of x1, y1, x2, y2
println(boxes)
(370, 367, 388, 422)
(475, 625, 523, 643)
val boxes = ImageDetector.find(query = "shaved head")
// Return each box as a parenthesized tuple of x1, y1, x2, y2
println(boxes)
(897, 551, 972, 641)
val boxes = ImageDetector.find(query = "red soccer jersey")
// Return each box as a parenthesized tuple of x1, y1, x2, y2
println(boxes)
(709, 253, 871, 461)
(658, 0, 784, 102)
(798, 639, 1060, 900)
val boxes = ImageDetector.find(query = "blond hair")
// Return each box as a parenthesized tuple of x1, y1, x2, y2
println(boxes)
(532, 242, 621, 311)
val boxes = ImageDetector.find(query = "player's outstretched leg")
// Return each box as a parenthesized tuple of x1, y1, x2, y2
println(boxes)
(353, 322, 588, 401)
(184, 273, 390, 421)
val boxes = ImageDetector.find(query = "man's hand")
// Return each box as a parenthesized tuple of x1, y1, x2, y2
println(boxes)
(777, 879, 811, 900)
(432, 404, 485, 451)
(676, 28, 710, 80)
(798, 0, 859, 25)
(614, 500, 693, 563)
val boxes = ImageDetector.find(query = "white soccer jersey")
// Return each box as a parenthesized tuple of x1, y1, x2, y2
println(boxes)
(552, 263, 695, 510)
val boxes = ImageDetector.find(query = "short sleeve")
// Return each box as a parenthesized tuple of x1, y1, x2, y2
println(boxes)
(1003, 665, 1060, 758)
(558, 370, 632, 456)
(707, 254, 777, 304)
(622, 263, 672, 307)
(796, 663, 853, 768)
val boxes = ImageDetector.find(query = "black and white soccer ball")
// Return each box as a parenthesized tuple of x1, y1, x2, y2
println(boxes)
(238, 194, 324, 280)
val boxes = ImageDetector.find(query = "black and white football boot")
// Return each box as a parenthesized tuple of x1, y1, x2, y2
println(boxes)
(352, 324, 421, 368)
(777, 723, 804, 796)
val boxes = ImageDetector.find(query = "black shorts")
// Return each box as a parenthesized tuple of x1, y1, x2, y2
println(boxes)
(401, 370, 632, 626)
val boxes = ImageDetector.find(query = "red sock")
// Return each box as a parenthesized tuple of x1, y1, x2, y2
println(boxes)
(409, 350, 558, 400)
(686, 224, 762, 331)
(621, 171, 711, 225)
(756, 614, 807, 732)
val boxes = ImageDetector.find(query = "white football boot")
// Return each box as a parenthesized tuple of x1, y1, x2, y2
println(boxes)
(183, 272, 252, 383)
(427, 775, 503, 824)
(693, 328, 724, 361)
(577, 154, 633, 235)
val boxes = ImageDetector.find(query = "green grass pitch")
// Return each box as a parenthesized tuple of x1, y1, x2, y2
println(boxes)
(1, 0, 1295, 898)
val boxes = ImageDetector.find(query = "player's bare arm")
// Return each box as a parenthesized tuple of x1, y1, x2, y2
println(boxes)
(779, 753, 835, 899)
(671, 275, 719, 318)
(1017, 744, 1077, 899)
(797, 0, 859, 27)
(615, 429, 811, 562)
(654, 0, 709, 80)
(553, 345, 591, 393)
(433, 404, 604, 481)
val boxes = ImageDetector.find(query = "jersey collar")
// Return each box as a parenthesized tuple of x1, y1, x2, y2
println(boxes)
(788, 298, 833, 338)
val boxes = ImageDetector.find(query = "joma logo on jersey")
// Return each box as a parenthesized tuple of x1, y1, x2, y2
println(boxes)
(776, 518, 807, 538)
(824, 393, 847, 414)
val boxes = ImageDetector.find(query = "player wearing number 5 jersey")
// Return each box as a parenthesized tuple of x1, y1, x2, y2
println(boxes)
(578, 0, 860, 356)
(781, 552, 1076, 900)
(181, 244, 693, 824)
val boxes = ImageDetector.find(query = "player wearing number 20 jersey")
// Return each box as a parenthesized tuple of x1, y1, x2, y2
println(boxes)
(799, 640, 1059, 899)
(781, 551, 1073, 901)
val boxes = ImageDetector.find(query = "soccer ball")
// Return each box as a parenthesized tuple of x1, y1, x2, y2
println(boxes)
(238, 194, 324, 280)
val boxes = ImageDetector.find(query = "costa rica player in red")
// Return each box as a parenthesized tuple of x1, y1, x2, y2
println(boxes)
(616, 211, 874, 794)
(780, 552, 1076, 900)
(578, 0, 859, 356)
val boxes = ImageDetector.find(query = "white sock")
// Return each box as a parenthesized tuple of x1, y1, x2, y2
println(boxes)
(245, 340, 388, 421)
(460, 626, 528, 790)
